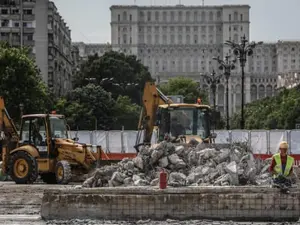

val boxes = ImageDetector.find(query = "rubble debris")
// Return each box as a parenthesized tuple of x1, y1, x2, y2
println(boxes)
(82, 141, 296, 188)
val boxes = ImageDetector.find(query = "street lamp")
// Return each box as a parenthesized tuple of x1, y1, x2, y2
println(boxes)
(225, 34, 263, 129)
(19, 103, 24, 118)
(212, 54, 236, 130)
(201, 70, 223, 110)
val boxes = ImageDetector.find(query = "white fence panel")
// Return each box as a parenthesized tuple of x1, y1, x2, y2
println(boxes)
(269, 130, 287, 154)
(124, 131, 139, 153)
(92, 131, 107, 149)
(70, 131, 91, 144)
(290, 130, 300, 154)
(214, 130, 230, 143)
(108, 131, 122, 153)
(250, 131, 267, 154)
(231, 130, 249, 143)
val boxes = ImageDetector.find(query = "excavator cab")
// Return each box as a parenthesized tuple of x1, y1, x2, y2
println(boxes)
(155, 105, 212, 143)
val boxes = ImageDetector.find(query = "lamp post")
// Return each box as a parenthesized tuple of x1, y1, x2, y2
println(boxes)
(201, 70, 223, 111)
(213, 54, 236, 130)
(225, 34, 262, 129)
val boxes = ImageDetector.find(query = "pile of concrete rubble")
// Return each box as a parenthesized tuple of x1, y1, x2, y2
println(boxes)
(83, 141, 274, 188)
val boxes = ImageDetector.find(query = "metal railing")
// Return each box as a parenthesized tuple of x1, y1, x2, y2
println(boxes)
(70, 129, 300, 155)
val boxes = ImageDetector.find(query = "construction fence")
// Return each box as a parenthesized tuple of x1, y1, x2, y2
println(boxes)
(69, 129, 300, 155)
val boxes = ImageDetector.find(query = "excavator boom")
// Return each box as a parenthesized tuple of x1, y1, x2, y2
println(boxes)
(135, 82, 173, 149)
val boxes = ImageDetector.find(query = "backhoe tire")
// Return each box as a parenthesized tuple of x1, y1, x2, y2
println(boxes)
(55, 160, 72, 184)
(40, 173, 57, 184)
(9, 151, 38, 184)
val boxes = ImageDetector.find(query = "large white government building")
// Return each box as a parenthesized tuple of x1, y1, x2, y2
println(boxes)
(74, 4, 300, 116)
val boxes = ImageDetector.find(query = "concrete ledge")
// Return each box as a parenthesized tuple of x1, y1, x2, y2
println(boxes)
(41, 186, 300, 222)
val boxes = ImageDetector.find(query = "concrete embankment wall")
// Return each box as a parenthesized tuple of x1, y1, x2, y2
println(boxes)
(41, 186, 300, 222)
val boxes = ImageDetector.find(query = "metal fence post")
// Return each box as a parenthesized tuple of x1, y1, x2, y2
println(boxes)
(90, 131, 93, 145)
(229, 130, 232, 144)
(248, 130, 251, 147)
(121, 126, 125, 153)
(287, 130, 291, 154)
(106, 131, 110, 153)
(267, 130, 270, 154)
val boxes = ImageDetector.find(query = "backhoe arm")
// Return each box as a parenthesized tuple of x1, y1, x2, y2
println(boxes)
(0, 96, 19, 156)
(135, 82, 173, 150)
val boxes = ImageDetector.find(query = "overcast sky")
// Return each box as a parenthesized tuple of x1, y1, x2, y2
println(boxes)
(52, 0, 300, 43)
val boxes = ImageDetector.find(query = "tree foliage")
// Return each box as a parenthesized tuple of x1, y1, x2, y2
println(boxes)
(112, 96, 141, 130)
(55, 84, 116, 130)
(73, 51, 153, 104)
(230, 86, 300, 129)
(0, 43, 50, 123)
(158, 77, 208, 104)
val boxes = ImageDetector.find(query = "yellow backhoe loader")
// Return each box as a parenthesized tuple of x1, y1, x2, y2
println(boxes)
(0, 96, 103, 184)
(134, 82, 217, 151)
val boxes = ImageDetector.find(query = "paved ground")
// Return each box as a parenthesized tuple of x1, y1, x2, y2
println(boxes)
(0, 181, 299, 225)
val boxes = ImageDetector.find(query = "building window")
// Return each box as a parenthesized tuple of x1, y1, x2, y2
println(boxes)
(147, 35, 151, 44)
(240, 14, 243, 21)
(201, 11, 205, 21)
(123, 34, 127, 44)
(130, 14, 132, 21)
(130, 37, 132, 44)
(234, 12, 238, 20)
(217, 11, 221, 20)
(123, 11, 127, 21)
(171, 11, 174, 20)
(194, 35, 198, 44)
(186, 35, 190, 44)
(209, 11, 213, 21)
(194, 11, 198, 21)
(147, 11, 151, 21)
(186, 11, 190, 21)
(171, 35, 175, 44)
(23, 9, 32, 15)
(229, 14, 231, 21)
(178, 11, 182, 21)
(163, 35, 167, 44)
(163, 11, 167, 21)
(178, 35, 182, 44)
(118, 14, 120, 21)
(155, 11, 159, 21)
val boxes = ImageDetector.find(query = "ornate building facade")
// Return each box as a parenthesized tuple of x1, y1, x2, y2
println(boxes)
(73, 4, 300, 116)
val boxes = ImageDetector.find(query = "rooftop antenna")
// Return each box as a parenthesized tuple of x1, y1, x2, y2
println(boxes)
(202, 0, 204, 6)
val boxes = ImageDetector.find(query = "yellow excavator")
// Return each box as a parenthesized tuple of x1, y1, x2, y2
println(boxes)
(134, 82, 217, 151)
(0, 96, 104, 184)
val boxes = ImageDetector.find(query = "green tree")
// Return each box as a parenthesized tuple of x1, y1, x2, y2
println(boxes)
(112, 96, 141, 130)
(158, 77, 208, 104)
(230, 86, 300, 129)
(55, 84, 116, 130)
(73, 51, 153, 104)
(0, 43, 50, 123)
